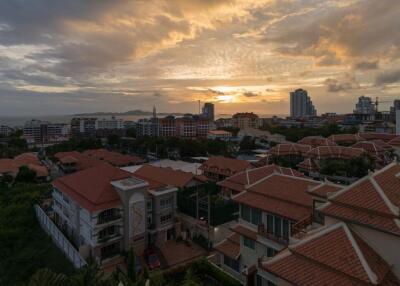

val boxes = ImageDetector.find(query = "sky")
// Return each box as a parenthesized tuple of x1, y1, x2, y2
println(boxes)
(0, 0, 400, 116)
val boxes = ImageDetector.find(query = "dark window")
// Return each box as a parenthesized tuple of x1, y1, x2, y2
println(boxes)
(267, 214, 274, 233)
(243, 237, 255, 249)
(267, 247, 276, 257)
(223, 255, 240, 272)
(274, 216, 281, 237)
(282, 219, 289, 238)
(241, 205, 251, 222)
(251, 208, 262, 225)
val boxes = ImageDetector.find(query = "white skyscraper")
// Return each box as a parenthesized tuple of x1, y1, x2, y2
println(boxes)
(290, 89, 316, 118)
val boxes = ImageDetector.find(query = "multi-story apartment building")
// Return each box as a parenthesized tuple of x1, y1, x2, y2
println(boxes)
(0, 125, 14, 137)
(52, 163, 178, 263)
(258, 162, 400, 285)
(207, 130, 232, 141)
(202, 102, 215, 121)
(214, 173, 340, 284)
(71, 117, 97, 137)
(137, 115, 213, 138)
(232, 113, 260, 129)
(95, 117, 123, 130)
(200, 156, 253, 181)
(215, 118, 233, 129)
(23, 119, 69, 145)
(290, 89, 317, 118)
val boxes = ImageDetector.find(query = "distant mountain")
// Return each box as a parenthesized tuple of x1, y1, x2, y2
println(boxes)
(75, 110, 185, 116)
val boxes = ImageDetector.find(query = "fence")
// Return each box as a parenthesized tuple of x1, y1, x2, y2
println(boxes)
(34, 204, 87, 269)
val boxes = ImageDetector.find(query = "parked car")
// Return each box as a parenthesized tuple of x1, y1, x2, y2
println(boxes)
(144, 248, 161, 270)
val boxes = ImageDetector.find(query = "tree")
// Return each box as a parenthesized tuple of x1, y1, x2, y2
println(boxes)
(70, 262, 108, 286)
(126, 128, 136, 138)
(107, 134, 121, 148)
(28, 269, 68, 286)
(15, 166, 36, 183)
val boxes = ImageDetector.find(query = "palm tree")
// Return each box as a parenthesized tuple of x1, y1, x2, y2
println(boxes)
(28, 269, 68, 286)
(70, 263, 110, 286)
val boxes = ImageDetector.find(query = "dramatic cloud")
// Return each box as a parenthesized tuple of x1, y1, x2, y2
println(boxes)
(0, 0, 399, 117)
(375, 69, 400, 85)
(324, 73, 360, 93)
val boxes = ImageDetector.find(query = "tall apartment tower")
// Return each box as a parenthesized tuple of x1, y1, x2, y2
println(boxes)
(290, 89, 317, 118)
(202, 102, 215, 121)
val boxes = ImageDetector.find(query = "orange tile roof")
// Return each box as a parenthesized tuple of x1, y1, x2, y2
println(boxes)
(214, 233, 240, 260)
(298, 136, 337, 147)
(83, 149, 145, 166)
(352, 141, 386, 157)
(132, 164, 207, 188)
(199, 156, 252, 176)
(359, 133, 397, 142)
(230, 224, 258, 240)
(307, 182, 342, 199)
(269, 143, 311, 157)
(321, 162, 400, 236)
(296, 158, 318, 171)
(55, 151, 103, 170)
(218, 164, 304, 194)
(53, 164, 132, 212)
(233, 174, 320, 221)
(306, 146, 365, 160)
(388, 136, 400, 146)
(262, 223, 397, 286)
(327, 133, 363, 144)
(0, 153, 48, 178)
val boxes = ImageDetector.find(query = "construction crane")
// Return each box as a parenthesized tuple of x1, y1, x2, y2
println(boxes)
(375, 97, 392, 112)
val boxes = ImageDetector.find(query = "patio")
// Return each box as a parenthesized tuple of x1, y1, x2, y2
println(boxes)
(158, 240, 207, 269)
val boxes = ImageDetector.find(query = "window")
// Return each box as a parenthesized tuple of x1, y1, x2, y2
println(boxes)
(147, 200, 153, 212)
(267, 214, 274, 233)
(243, 237, 255, 249)
(274, 216, 282, 237)
(256, 275, 277, 286)
(160, 213, 173, 225)
(241, 205, 251, 222)
(282, 219, 289, 238)
(267, 247, 276, 257)
(224, 255, 240, 272)
(251, 208, 262, 225)
(160, 196, 173, 210)
(99, 225, 117, 239)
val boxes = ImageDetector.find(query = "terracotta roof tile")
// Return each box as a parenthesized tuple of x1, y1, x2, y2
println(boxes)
(327, 133, 363, 144)
(359, 133, 397, 142)
(297, 158, 319, 171)
(214, 233, 240, 260)
(218, 164, 304, 194)
(132, 164, 206, 188)
(262, 223, 398, 286)
(55, 151, 103, 170)
(199, 156, 252, 176)
(306, 146, 365, 160)
(53, 164, 132, 212)
(230, 224, 258, 240)
(352, 141, 386, 157)
(388, 136, 400, 146)
(83, 149, 145, 166)
(307, 183, 342, 199)
(269, 143, 311, 157)
(298, 136, 337, 147)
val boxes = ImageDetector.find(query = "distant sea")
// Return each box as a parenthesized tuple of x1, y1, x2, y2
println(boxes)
(0, 113, 287, 127)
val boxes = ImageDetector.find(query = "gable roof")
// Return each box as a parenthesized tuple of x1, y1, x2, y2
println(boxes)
(352, 141, 386, 157)
(82, 149, 145, 166)
(307, 182, 343, 199)
(359, 133, 397, 142)
(321, 162, 400, 236)
(306, 146, 365, 160)
(388, 136, 400, 146)
(328, 133, 363, 144)
(214, 233, 240, 260)
(199, 156, 252, 176)
(132, 164, 207, 188)
(218, 164, 304, 193)
(269, 143, 311, 157)
(54, 151, 103, 170)
(298, 136, 337, 147)
(53, 163, 132, 212)
(0, 153, 47, 178)
(233, 174, 320, 221)
(262, 223, 397, 286)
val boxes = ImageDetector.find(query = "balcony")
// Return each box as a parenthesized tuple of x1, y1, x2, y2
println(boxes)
(96, 211, 122, 225)
(291, 215, 312, 239)
(257, 224, 289, 245)
(97, 233, 122, 244)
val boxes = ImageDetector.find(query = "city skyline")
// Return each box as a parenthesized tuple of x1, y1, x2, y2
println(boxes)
(1, 0, 400, 116)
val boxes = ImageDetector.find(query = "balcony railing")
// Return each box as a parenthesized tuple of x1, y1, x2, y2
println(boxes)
(97, 233, 122, 244)
(291, 214, 312, 238)
(257, 224, 289, 245)
(97, 213, 122, 225)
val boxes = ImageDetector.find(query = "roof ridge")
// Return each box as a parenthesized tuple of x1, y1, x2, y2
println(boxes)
(369, 176, 400, 216)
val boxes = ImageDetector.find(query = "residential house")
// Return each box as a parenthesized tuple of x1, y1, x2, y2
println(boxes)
(52, 163, 178, 264)
(199, 156, 253, 181)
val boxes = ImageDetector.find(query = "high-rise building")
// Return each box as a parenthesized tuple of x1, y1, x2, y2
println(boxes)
(71, 117, 97, 137)
(202, 102, 215, 121)
(23, 120, 69, 144)
(354, 96, 375, 115)
(289, 89, 317, 118)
